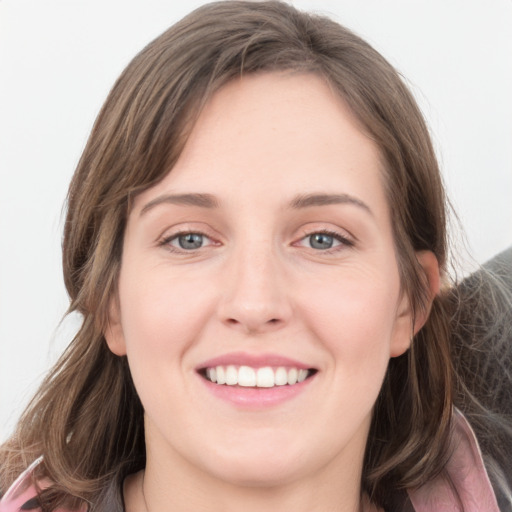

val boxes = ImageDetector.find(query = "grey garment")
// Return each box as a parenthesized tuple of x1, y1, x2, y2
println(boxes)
(486, 247, 512, 286)
(455, 246, 512, 412)
(451, 246, 512, 511)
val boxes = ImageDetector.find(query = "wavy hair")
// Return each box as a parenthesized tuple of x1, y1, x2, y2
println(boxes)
(0, 1, 479, 509)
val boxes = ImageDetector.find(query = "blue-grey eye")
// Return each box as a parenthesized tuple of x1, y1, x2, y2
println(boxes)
(177, 233, 204, 249)
(309, 233, 335, 250)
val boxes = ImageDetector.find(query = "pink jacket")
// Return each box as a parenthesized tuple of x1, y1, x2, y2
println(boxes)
(0, 411, 500, 512)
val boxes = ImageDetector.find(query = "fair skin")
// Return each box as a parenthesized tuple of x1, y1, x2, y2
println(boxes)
(106, 72, 439, 512)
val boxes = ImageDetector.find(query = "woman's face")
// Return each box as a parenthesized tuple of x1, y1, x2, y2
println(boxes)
(106, 73, 417, 489)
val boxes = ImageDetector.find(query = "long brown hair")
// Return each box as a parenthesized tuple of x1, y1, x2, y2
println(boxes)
(1, 1, 458, 509)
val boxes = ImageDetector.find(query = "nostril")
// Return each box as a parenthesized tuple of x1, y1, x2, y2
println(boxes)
(225, 317, 280, 325)
(222, 311, 288, 334)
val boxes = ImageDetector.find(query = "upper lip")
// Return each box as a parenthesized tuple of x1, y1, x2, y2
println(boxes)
(196, 352, 314, 371)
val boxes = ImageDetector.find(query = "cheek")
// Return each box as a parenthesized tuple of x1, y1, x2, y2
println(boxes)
(117, 267, 216, 362)
(290, 269, 402, 452)
(116, 268, 220, 423)
(301, 267, 400, 372)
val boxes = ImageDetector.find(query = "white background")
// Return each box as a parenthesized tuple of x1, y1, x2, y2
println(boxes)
(1, 0, 511, 441)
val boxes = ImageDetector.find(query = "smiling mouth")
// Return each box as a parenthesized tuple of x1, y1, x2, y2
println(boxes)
(199, 365, 317, 388)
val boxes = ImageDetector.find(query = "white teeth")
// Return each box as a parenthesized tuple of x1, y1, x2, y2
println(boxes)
(216, 366, 226, 385)
(287, 367, 298, 385)
(274, 367, 288, 386)
(256, 367, 275, 387)
(226, 365, 238, 385)
(238, 366, 256, 387)
(206, 367, 217, 383)
(204, 365, 312, 387)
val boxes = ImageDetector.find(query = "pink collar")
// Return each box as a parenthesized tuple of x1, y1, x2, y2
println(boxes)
(405, 409, 500, 512)
(0, 457, 84, 512)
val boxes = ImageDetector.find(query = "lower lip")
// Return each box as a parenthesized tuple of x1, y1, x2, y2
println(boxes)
(198, 374, 315, 408)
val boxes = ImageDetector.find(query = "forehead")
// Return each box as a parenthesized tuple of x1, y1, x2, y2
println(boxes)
(133, 72, 389, 218)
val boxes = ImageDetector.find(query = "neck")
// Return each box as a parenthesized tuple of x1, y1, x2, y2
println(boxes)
(135, 470, 363, 512)
(126, 416, 370, 512)
(125, 450, 364, 512)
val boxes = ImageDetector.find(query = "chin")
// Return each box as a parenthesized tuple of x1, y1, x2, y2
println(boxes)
(189, 432, 310, 487)
(206, 454, 304, 488)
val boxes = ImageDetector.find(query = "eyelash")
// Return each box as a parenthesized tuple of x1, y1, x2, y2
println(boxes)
(298, 229, 355, 253)
(158, 229, 355, 254)
(159, 230, 215, 253)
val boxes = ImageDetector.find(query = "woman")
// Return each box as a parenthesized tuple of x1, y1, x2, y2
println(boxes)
(0, 2, 509, 511)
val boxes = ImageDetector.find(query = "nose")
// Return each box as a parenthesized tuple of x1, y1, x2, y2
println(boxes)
(217, 243, 293, 335)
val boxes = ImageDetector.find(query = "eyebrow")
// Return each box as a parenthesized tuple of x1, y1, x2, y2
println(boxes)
(140, 193, 220, 216)
(140, 191, 372, 216)
(289, 193, 373, 216)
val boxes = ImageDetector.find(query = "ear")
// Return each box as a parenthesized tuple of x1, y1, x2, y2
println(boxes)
(104, 294, 127, 356)
(390, 250, 440, 358)
(413, 250, 441, 332)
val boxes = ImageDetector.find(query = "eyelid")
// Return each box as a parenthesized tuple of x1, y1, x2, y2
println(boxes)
(166, 231, 212, 246)
(156, 223, 355, 254)
(158, 226, 221, 253)
(293, 227, 356, 252)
